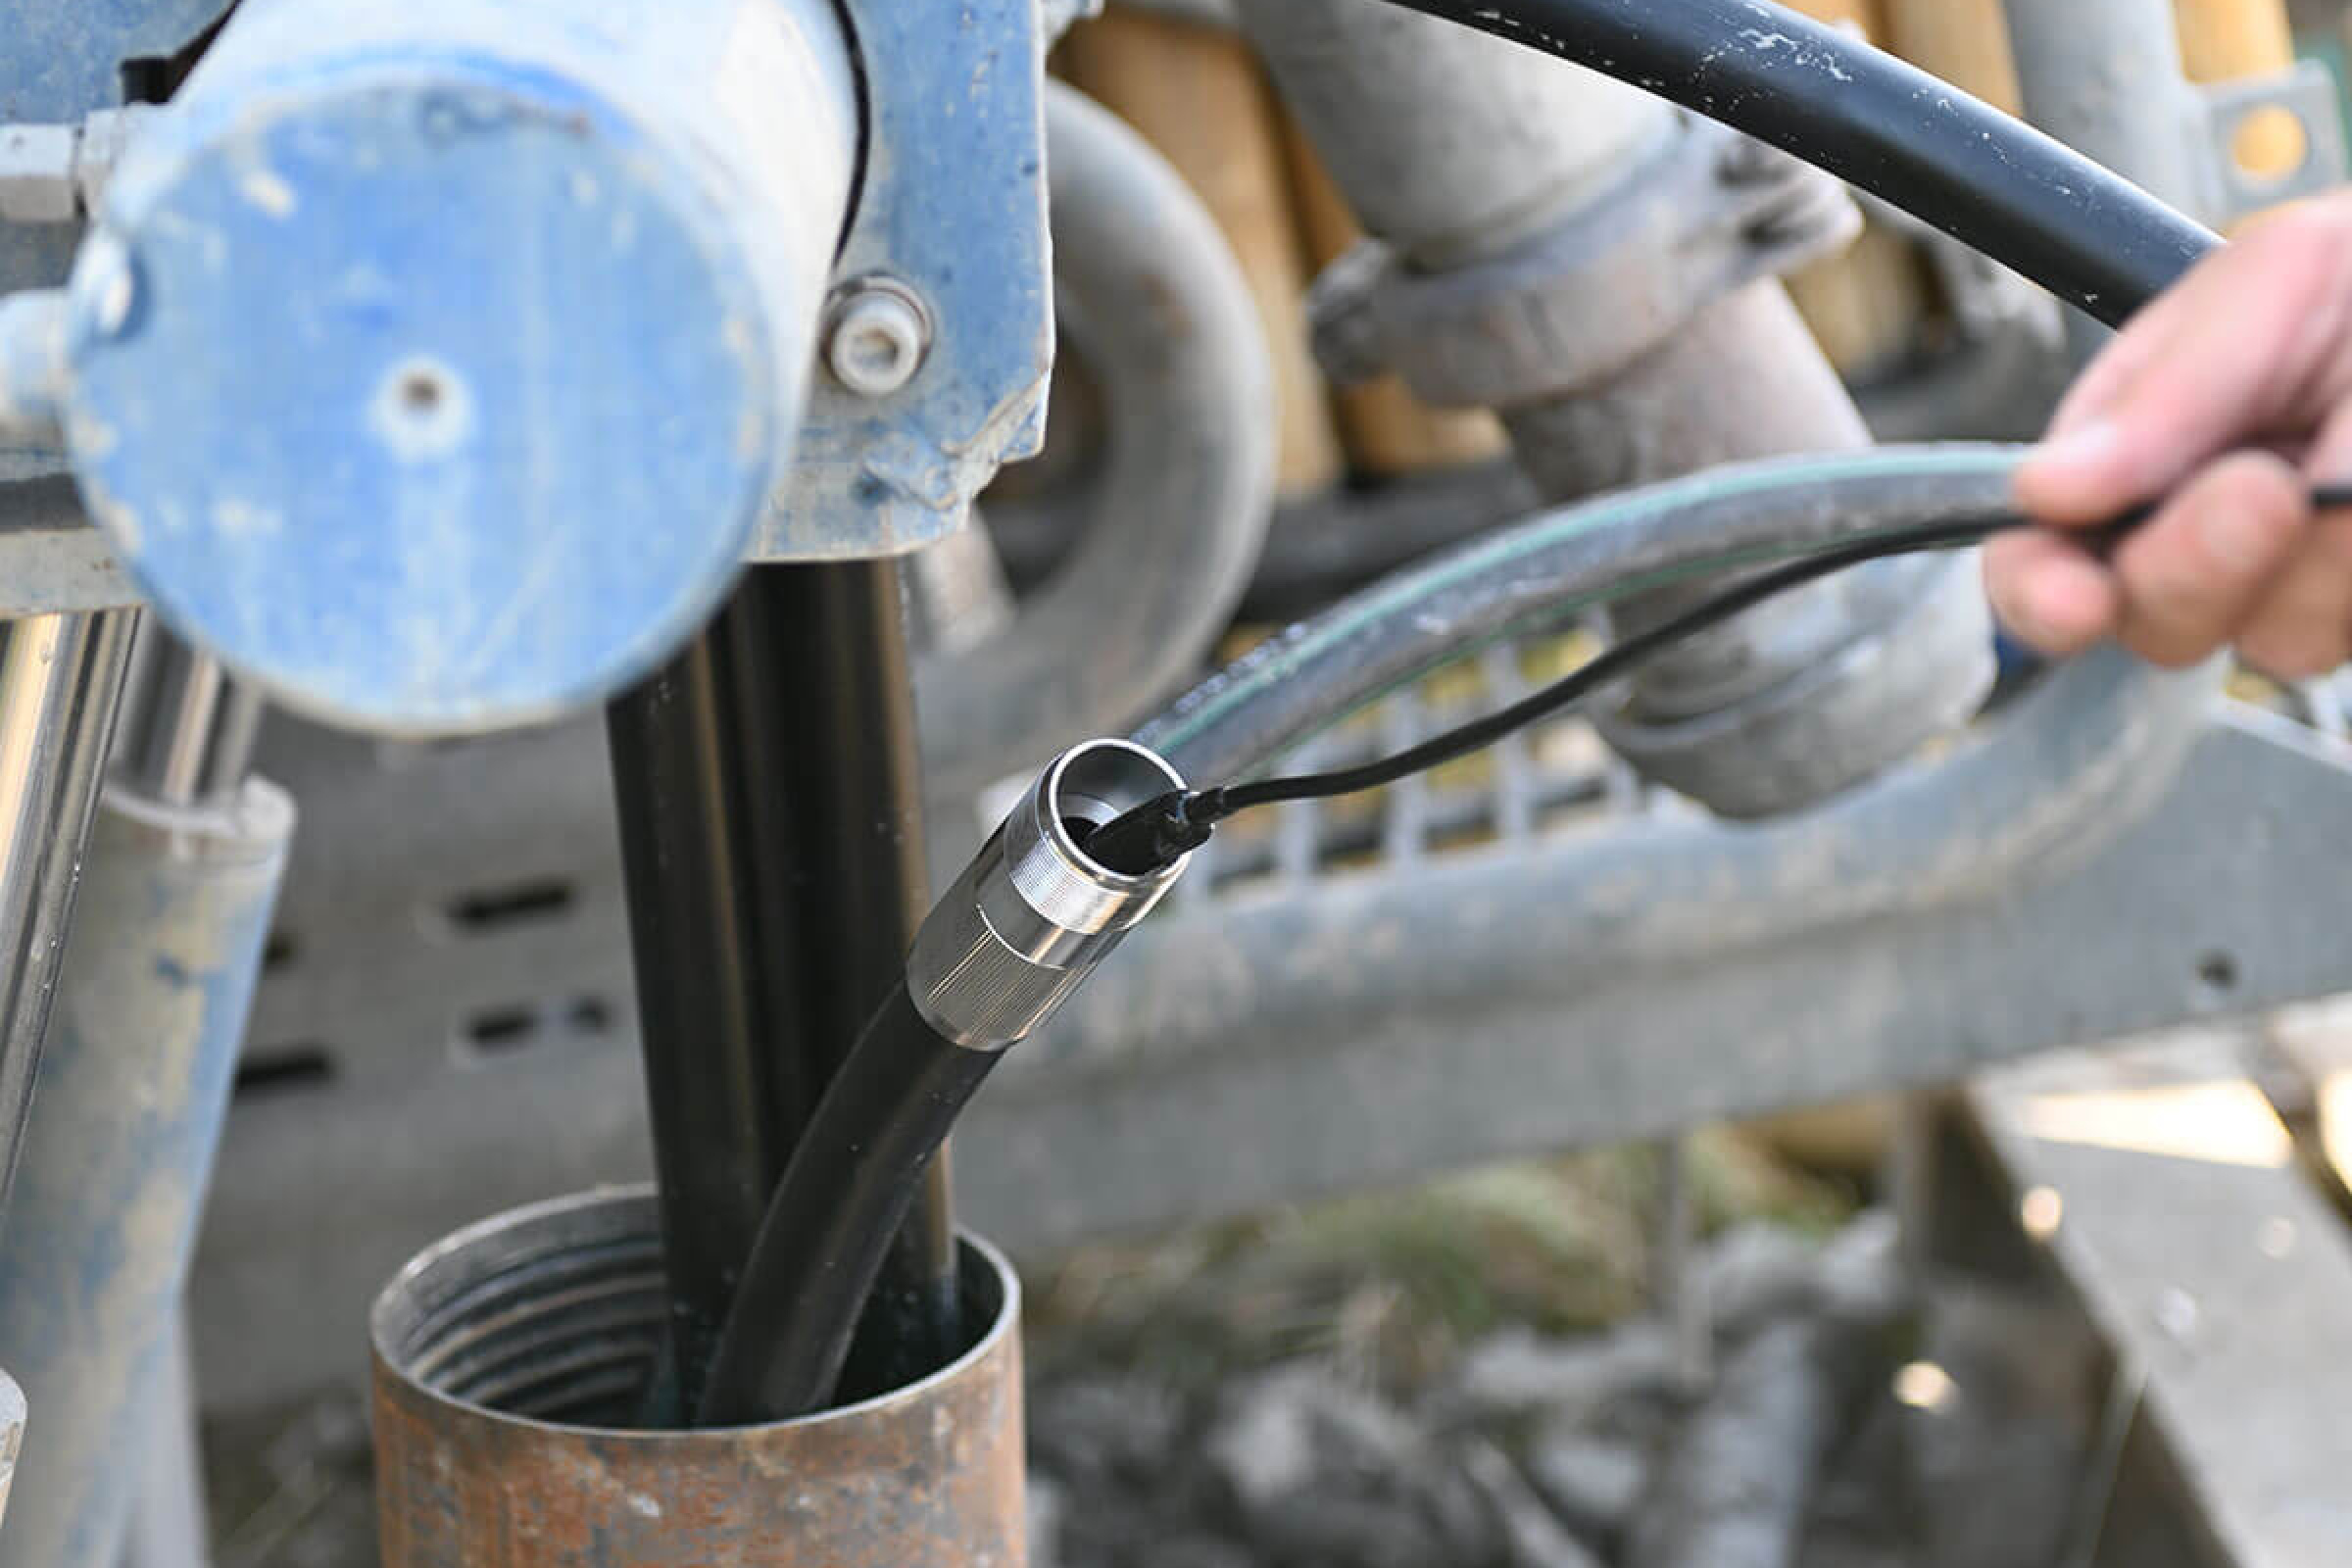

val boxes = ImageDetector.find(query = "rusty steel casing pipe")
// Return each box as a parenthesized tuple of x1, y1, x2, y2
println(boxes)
(371, 1189, 1026, 1568)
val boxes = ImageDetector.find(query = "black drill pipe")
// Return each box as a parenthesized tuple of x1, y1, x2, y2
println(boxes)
(608, 620, 806, 1417)
(608, 560, 957, 1420)
(726, 561, 960, 1400)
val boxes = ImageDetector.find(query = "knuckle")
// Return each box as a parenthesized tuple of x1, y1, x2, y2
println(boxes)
(2120, 613, 2216, 668)
(2241, 620, 2349, 677)
(2122, 543, 2230, 619)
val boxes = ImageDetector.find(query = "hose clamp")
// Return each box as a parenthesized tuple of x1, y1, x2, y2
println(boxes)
(1310, 114, 1858, 410)
(908, 739, 1193, 1051)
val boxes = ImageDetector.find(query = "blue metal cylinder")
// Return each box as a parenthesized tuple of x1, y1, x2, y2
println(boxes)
(55, 0, 859, 733)
(0, 775, 294, 1568)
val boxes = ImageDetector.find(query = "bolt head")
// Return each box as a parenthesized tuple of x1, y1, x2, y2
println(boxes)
(825, 280, 930, 399)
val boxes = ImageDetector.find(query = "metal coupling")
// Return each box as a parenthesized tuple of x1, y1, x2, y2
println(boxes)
(1306, 115, 1858, 410)
(908, 739, 1193, 1052)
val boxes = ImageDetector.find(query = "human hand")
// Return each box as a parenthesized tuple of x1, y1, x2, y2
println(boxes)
(1986, 197, 2352, 675)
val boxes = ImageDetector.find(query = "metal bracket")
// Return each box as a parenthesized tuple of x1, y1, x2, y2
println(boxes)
(2193, 62, 2349, 228)
(0, 3, 1051, 610)
(759, 0, 1054, 560)
(1308, 115, 1859, 410)
(0, 110, 151, 226)
(0, 127, 79, 226)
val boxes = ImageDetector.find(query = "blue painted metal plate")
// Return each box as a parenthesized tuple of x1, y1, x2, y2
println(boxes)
(761, 0, 1054, 557)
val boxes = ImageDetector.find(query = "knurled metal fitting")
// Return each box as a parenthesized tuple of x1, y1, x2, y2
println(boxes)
(908, 739, 1193, 1052)
(1308, 114, 1859, 411)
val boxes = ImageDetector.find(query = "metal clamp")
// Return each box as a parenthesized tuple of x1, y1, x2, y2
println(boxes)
(1309, 115, 1859, 410)
(2193, 62, 2349, 228)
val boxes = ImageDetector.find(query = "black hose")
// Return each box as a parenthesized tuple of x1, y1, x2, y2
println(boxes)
(1103, 472, 2352, 866)
(1092, 515, 2005, 871)
(1371, 0, 2217, 324)
(1136, 445, 2031, 785)
(696, 983, 999, 1427)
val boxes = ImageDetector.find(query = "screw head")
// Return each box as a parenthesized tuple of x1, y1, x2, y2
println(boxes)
(825, 279, 931, 399)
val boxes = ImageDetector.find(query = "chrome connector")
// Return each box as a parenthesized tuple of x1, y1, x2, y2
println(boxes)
(908, 739, 1193, 1052)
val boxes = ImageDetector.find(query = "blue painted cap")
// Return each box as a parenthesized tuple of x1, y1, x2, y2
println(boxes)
(61, 60, 790, 733)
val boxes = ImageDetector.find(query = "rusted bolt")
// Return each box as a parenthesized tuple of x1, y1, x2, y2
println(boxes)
(825, 277, 931, 399)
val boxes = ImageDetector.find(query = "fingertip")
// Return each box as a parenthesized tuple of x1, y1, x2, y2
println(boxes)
(2108, 450, 2310, 665)
(2014, 420, 2134, 526)
(2174, 450, 2307, 575)
(1984, 535, 2119, 655)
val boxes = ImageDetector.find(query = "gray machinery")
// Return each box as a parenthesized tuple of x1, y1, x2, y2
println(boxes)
(0, 0, 2349, 1562)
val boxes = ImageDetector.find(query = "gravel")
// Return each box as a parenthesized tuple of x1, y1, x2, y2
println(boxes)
(1027, 1213, 2102, 1568)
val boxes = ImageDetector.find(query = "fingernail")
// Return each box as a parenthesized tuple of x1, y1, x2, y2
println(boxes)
(2200, 499, 2286, 570)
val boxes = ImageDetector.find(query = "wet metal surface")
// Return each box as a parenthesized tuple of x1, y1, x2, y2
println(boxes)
(370, 1190, 1025, 1567)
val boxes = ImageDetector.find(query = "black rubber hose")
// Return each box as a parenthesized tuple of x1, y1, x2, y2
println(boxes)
(696, 983, 999, 1427)
(1137, 445, 2029, 784)
(1371, 0, 2217, 324)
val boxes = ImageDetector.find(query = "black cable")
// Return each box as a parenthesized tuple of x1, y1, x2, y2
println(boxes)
(1367, 0, 2217, 326)
(1210, 522, 2008, 812)
(1088, 485, 2352, 874)
(1140, 449, 2039, 784)
(696, 982, 1000, 1427)
(1085, 517, 2009, 871)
